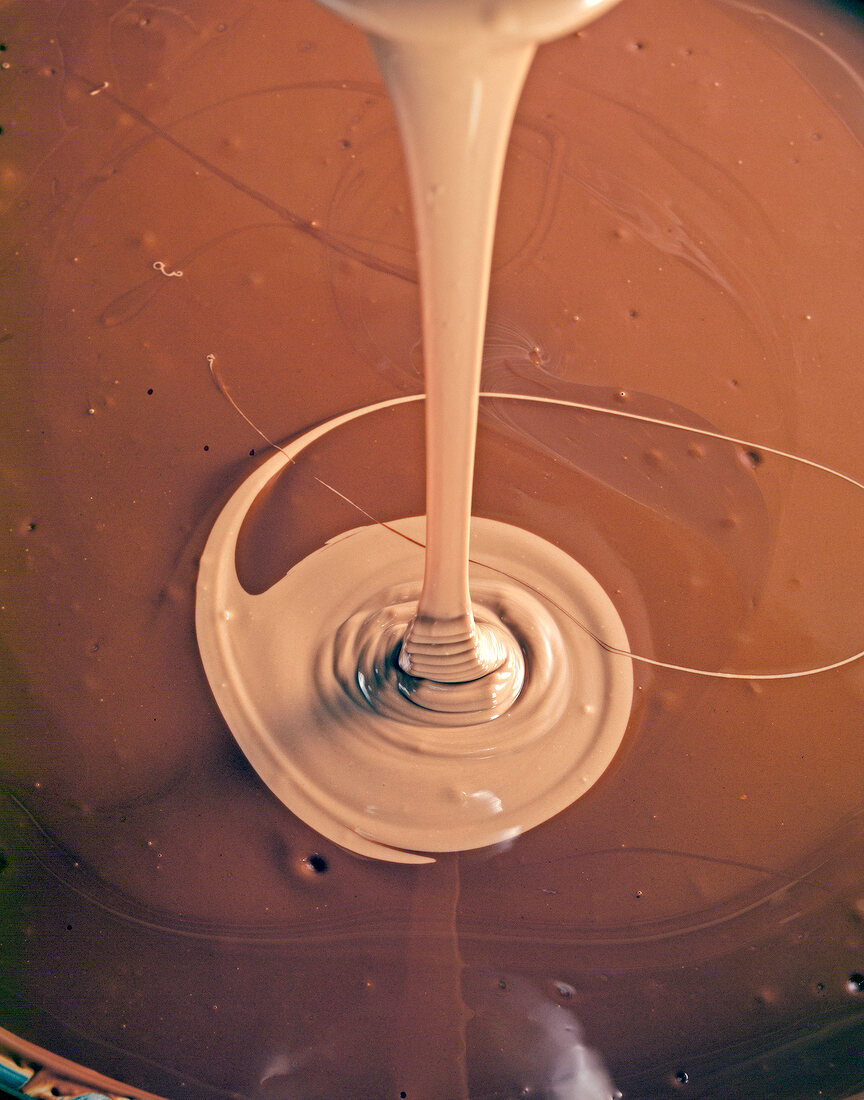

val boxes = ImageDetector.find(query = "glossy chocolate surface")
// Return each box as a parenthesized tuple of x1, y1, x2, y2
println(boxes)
(2, 1, 864, 1096)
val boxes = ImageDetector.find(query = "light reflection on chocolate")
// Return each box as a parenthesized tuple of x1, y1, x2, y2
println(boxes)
(3, 0, 864, 1096)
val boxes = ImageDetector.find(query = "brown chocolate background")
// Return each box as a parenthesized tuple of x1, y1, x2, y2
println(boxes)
(2, 0, 864, 1095)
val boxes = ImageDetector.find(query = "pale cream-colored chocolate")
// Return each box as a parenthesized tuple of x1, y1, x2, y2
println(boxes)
(3, 1, 864, 1097)
(195, 0, 634, 868)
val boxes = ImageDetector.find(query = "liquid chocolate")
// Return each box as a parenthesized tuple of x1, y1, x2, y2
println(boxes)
(2, 0, 864, 1096)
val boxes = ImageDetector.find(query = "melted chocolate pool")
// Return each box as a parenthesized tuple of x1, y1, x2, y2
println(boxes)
(2, 0, 864, 1096)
